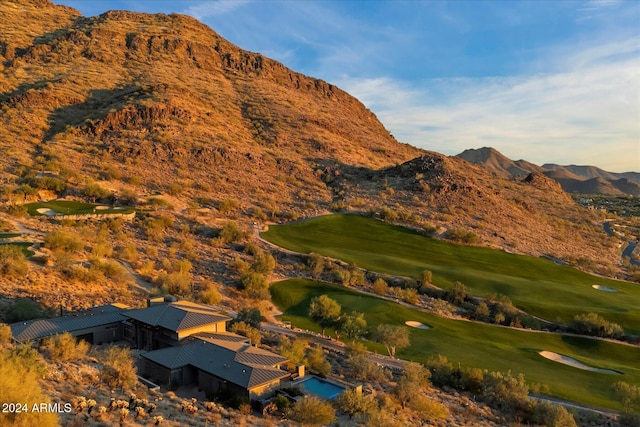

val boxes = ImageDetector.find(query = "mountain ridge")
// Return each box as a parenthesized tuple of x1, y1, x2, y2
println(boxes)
(0, 0, 621, 272)
(456, 147, 640, 196)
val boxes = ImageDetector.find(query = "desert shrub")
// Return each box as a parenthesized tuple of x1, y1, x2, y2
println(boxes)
(156, 271, 191, 295)
(219, 221, 246, 243)
(0, 323, 12, 345)
(372, 277, 388, 295)
(167, 182, 184, 196)
(305, 346, 331, 377)
(235, 307, 262, 329)
(6, 204, 28, 217)
(229, 321, 261, 346)
(334, 388, 377, 419)
(0, 347, 58, 427)
(570, 312, 623, 338)
(378, 206, 398, 222)
(427, 355, 457, 388)
(271, 395, 290, 412)
(444, 227, 479, 244)
(482, 370, 530, 415)
(44, 230, 84, 252)
(278, 337, 307, 366)
(446, 281, 470, 305)
(531, 401, 577, 427)
(90, 259, 129, 282)
(251, 249, 276, 274)
(5, 299, 50, 323)
(31, 177, 67, 192)
(239, 272, 269, 299)
(198, 286, 222, 306)
(118, 242, 138, 262)
(218, 198, 239, 214)
(83, 182, 111, 202)
(99, 346, 137, 389)
(408, 394, 449, 422)
(41, 332, 89, 362)
(346, 342, 390, 382)
(287, 396, 336, 426)
(0, 245, 28, 276)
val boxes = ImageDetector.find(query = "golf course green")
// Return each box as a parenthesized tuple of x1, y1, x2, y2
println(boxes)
(262, 214, 640, 333)
(24, 200, 134, 216)
(271, 278, 640, 410)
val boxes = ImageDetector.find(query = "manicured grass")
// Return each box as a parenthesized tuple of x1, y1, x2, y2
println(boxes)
(24, 200, 134, 216)
(0, 233, 21, 238)
(263, 214, 640, 333)
(271, 279, 640, 410)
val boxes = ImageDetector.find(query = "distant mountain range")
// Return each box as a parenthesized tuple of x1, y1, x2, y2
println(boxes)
(456, 147, 640, 196)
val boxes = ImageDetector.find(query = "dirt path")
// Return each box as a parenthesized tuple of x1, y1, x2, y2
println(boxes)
(117, 260, 154, 293)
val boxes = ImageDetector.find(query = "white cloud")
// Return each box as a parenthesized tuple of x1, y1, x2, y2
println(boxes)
(182, 0, 249, 20)
(338, 38, 640, 172)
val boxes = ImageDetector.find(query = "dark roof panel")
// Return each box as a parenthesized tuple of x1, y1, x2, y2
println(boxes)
(124, 302, 231, 332)
(10, 310, 125, 342)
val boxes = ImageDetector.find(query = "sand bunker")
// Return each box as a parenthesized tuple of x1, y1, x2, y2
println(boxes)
(539, 351, 621, 375)
(95, 206, 110, 210)
(592, 285, 618, 292)
(405, 321, 431, 329)
(36, 208, 58, 216)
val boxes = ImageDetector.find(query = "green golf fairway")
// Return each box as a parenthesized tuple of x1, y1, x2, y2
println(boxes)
(263, 214, 640, 333)
(271, 278, 640, 410)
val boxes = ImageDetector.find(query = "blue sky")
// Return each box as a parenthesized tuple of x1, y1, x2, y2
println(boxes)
(55, 0, 640, 172)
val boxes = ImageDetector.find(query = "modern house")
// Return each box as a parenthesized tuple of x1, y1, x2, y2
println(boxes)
(9, 303, 129, 345)
(121, 300, 232, 350)
(9, 297, 295, 400)
(140, 333, 291, 399)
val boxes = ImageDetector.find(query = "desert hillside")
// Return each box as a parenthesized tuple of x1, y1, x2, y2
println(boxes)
(0, 0, 626, 310)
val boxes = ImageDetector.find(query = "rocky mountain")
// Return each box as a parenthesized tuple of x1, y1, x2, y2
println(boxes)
(0, 0, 420, 205)
(457, 147, 640, 196)
(0, 0, 620, 269)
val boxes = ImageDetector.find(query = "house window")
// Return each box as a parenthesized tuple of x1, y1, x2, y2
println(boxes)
(123, 324, 133, 340)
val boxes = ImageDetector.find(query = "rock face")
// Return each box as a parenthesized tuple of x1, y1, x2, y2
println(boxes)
(0, 0, 621, 268)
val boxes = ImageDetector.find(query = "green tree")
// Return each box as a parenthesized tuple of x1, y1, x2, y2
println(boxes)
(307, 253, 325, 278)
(305, 345, 331, 377)
(346, 342, 390, 382)
(309, 295, 341, 329)
(395, 362, 431, 408)
(570, 312, 624, 338)
(334, 388, 377, 419)
(287, 396, 336, 426)
(251, 249, 276, 274)
(338, 311, 367, 341)
(239, 272, 269, 299)
(279, 336, 307, 367)
(235, 307, 262, 329)
(229, 321, 261, 347)
(376, 324, 410, 358)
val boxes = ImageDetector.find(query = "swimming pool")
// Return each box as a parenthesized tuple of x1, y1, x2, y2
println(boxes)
(294, 376, 346, 399)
